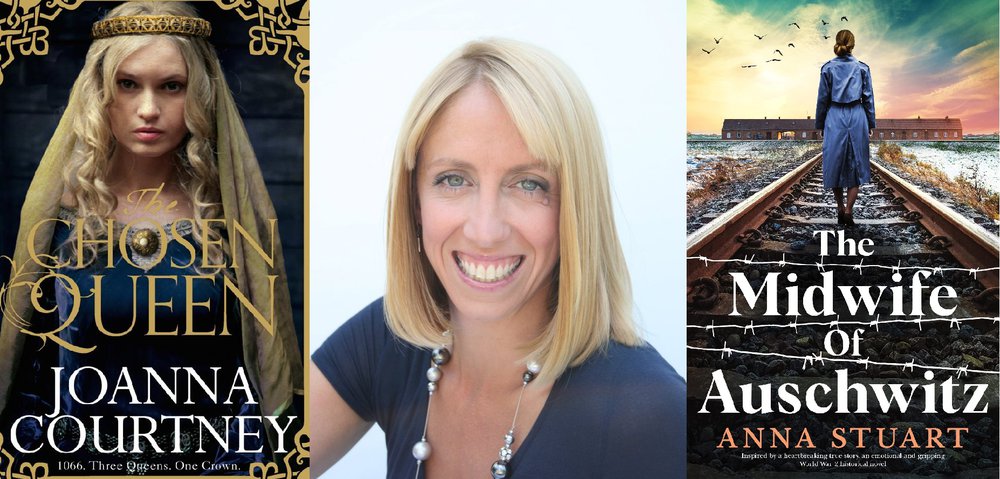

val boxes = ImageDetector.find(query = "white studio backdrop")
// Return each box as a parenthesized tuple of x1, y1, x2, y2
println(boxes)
(310, 1, 688, 477)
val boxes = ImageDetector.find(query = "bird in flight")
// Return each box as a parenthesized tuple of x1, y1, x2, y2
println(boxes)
(766, 58, 782, 62)
(788, 43, 796, 48)
(774, 49, 783, 56)
(841, 16, 849, 21)
(788, 22, 800, 29)
(714, 36, 724, 44)
(754, 33, 767, 40)
(741, 64, 757, 68)
(702, 47, 716, 54)
(821, 19, 829, 25)
(823, 35, 830, 39)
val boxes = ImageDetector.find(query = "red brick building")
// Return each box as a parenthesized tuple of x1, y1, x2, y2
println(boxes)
(721, 117, 963, 141)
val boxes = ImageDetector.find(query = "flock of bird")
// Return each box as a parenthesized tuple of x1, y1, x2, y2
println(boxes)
(699, 16, 850, 69)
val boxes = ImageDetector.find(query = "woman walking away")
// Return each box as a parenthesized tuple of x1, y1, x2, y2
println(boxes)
(815, 29, 876, 227)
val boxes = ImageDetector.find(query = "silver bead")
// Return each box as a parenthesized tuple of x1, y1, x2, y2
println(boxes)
(426, 366, 442, 382)
(522, 371, 535, 383)
(412, 440, 432, 460)
(427, 382, 437, 393)
(432, 348, 451, 366)
(527, 360, 541, 374)
(504, 433, 514, 445)
(491, 461, 508, 479)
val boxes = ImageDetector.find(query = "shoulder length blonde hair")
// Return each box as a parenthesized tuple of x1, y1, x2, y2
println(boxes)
(62, 1, 224, 269)
(385, 38, 642, 382)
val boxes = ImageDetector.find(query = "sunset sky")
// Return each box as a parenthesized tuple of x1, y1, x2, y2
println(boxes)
(688, 0, 999, 134)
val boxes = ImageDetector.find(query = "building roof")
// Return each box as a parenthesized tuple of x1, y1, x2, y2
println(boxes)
(722, 119, 816, 130)
(722, 118, 962, 130)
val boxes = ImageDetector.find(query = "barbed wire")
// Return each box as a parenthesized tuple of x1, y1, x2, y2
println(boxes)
(688, 254, 999, 377)
(689, 315, 1000, 334)
(688, 254, 1000, 277)
(688, 343, 998, 377)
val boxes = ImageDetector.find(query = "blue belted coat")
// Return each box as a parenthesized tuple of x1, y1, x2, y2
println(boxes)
(815, 55, 876, 189)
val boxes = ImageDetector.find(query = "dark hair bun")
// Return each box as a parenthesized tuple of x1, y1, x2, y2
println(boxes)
(833, 29, 855, 57)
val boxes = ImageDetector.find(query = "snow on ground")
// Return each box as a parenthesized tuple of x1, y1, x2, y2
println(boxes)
(686, 140, 999, 235)
(893, 142, 1000, 194)
(686, 141, 818, 191)
(687, 140, 1000, 195)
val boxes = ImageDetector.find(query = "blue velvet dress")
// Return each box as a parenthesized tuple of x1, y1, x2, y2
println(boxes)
(815, 55, 876, 189)
(2, 214, 265, 473)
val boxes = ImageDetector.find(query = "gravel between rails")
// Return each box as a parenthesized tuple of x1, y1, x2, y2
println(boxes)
(687, 141, 999, 238)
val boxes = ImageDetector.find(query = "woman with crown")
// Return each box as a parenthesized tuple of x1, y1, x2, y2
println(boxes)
(0, 2, 302, 470)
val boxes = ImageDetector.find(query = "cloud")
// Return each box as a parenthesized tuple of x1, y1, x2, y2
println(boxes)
(688, 0, 999, 134)
(955, 40, 992, 62)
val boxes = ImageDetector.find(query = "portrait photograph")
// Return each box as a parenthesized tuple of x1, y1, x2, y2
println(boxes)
(309, 0, 688, 477)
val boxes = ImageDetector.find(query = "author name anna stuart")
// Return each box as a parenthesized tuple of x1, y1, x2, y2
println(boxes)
(717, 426, 969, 449)
(7, 366, 298, 454)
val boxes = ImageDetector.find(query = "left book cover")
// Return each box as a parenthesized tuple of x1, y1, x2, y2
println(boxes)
(0, 1, 307, 476)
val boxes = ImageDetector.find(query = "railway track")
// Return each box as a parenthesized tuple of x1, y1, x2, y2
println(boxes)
(688, 152, 999, 303)
(686, 153, 999, 477)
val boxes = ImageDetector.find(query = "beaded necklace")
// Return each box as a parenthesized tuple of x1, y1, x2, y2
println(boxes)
(411, 346, 541, 479)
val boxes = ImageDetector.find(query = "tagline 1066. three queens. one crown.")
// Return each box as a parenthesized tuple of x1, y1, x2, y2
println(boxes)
(91, 14, 211, 40)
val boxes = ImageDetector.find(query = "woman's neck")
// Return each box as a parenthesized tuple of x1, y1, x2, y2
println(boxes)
(445, 300, 551, 392)
(107, 150, 179, 194)
(105, 150, 194, 222)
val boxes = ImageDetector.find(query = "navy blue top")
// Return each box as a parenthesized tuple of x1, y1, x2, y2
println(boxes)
(313, 298, 687, 478)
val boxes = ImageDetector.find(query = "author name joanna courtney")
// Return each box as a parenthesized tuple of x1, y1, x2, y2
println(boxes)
(7, 366, 297, 454)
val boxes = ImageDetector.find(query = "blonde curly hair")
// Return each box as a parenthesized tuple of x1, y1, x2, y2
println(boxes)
(62, 1, 225, 270)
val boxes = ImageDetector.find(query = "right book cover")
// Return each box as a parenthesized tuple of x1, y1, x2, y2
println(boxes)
(686, 1, 1000, 476)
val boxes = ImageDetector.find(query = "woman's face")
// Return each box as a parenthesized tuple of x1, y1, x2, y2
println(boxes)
(416, 83, 560, 323)
(107, 37, 189, 163)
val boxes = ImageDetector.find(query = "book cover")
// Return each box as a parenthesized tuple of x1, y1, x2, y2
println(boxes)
(0, 1, 308, 476)
(687, 0, 999, 476)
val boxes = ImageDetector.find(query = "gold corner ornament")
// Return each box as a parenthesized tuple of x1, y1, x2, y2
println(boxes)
(213, 0, 309, 92)
(249, 430, 310, 479)
(0, 1, 307, 89)
(0, 0, 85, 86)
(0, 432, 49, 479)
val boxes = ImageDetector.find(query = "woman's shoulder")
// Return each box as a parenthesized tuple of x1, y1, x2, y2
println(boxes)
(536, 342, 686, 473)
(312, 298, 425, 423)
(313, 297, 423, 367)
(316, 297, 392, 350)
(563, 341, 685, 409)
(822, 56, 869, 74)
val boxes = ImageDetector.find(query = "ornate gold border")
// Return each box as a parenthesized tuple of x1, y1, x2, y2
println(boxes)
(213, 0, 309, 91)
(0, 1, 309, 477)
(249, 430, 309, 479)
(0, 0, 309, 89)
(0, 0, 86, 85)
(0, 432, 49, 479)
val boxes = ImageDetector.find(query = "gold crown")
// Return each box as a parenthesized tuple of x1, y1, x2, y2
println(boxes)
(91, 15, 211, 40)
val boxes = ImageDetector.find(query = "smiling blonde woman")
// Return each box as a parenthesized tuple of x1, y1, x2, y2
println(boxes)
(311, 38, 685, 478)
